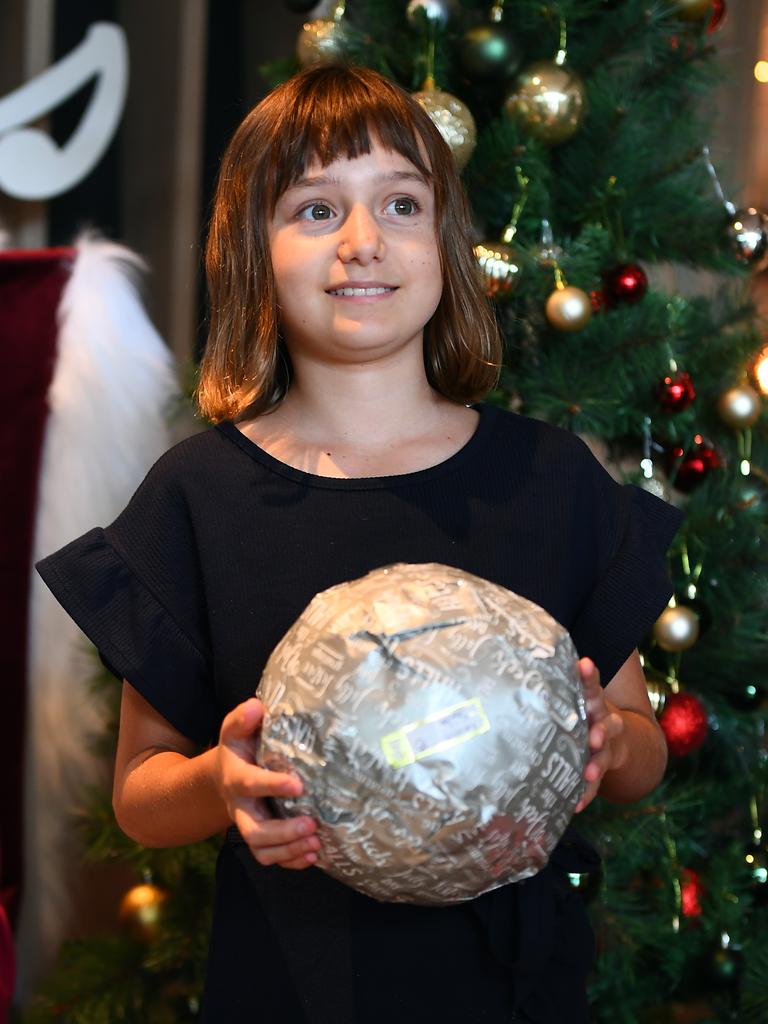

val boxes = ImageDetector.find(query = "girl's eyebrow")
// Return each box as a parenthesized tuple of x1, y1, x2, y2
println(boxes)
(285, 169, 430, 193)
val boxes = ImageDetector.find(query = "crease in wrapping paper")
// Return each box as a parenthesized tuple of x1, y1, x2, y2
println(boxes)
(257, 563, 588, 905)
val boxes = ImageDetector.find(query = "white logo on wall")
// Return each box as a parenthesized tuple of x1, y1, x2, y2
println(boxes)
(0, 22, 128, 201)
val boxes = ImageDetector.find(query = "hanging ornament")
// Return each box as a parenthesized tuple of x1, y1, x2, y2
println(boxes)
(659, 691, 708, 756)
(753, 345, 768, 395)
(653, 602, 700, 652)
(672, 0, 713, 20)
(545, 263, 592, 332)
(646, 676, 673, 717)
(667, 436, 721, 492)
(505, 61, 586, 145)
(707, 0, 726, 31)
(504, 17, 585, 145)
(656, 371, 695, 413)
(602, 263, 648, 306)
(296, 2, 348, 67)
(726, 207, 768, 269)
(702, 147, 768, 270)
(716, 384, 762, 429)
(474, 166, 527, 299)
(284, 0, 320, 13)
(680, 867, 704, 917)
(414, 85, 477, 170)
(406, 0, 455, 28)
(118, 881, 169, 944)
(459, 2, 522, 79)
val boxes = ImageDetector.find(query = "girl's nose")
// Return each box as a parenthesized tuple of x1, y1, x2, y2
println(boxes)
(338, 205, 384, 264)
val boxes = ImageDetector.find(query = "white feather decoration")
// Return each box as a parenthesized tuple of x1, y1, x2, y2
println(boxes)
(17, 235, 181, 999)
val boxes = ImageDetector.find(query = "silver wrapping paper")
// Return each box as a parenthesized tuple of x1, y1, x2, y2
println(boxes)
(256, 563, 588, 905)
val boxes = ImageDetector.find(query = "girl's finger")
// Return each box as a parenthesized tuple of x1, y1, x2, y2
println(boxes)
(251, 835, 321, 867)
(281, 853, 320, 871)
(238, 814, 317, 849)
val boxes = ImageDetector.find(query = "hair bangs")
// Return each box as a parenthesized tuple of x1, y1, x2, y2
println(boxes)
(265, 69, 434, 210)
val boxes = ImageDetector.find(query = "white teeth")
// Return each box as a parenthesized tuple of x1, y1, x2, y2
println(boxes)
(328, 286, 395, 296)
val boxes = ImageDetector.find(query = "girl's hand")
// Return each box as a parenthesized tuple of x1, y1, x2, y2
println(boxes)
(215, 697, 321, 870)
(574, 658, 628, 814)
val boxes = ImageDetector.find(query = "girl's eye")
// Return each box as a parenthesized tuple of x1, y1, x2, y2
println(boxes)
(388, 197, 419, 216)
(299, 203, 334, 221)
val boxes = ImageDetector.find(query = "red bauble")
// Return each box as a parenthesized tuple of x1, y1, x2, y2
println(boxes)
(659, 692, 708, 756)
(656, 371, 696, 412)
(708, 0, 726, 31)
(667, 437, 721, 492)
(602, 263, 648, 306)
(681, 867, 704, 917)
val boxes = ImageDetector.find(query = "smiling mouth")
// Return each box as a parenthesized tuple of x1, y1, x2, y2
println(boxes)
(326, 286, 398, 297)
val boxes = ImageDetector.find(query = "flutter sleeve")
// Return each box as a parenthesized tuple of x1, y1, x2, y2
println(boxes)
(35, 448, 217, 746)
(567, 439, 684, 687)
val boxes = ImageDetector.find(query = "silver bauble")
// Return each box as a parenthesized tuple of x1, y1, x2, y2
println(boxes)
(459, 23, 522, 79)
(653, 604, 700, 653)
(296, 18, 348, 67)
(726, 207, 768, 269)
(406, 0, 455, 28)
(716, 384, 762, 429)
(257, 563, 588, 905)
(474, 240, 521, 298)
(413, 87, 477, 170)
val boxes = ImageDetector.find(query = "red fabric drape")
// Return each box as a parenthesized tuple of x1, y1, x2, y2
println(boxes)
(0, 248, 74, 927)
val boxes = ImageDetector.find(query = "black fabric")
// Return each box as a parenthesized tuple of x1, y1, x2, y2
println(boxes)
(35, 402, 683, 1022)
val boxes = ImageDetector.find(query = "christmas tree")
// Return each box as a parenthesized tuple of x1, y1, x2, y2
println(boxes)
(24, 1, 768, 1021)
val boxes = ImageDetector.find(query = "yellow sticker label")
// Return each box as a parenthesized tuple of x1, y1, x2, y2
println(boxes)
(380, 697, 490, 769)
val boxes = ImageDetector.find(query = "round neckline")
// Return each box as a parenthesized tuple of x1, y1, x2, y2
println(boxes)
(215, 402, 499, 491)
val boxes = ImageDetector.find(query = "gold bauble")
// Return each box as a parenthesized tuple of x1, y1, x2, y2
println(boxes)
(645, 677, 673, 717)
(118, 882, 168, 943)
(413, 87, 477, 170)
(716, 384, 762, 429)
(672, 0, 713, 21)
(504, 61, 586, 145)
(474, 241, 521, 299)
(545, 285, 592, 331)
(653, 605, 700, 653)
(296, 18, 348, 67)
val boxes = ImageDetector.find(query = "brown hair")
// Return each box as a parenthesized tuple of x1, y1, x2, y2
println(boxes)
(196, 64, 501, 423)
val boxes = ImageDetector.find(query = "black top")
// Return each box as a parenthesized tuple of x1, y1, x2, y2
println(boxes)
(35, 403, 683, 1023)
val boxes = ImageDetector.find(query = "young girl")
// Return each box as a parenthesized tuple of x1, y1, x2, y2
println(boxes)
(37, 65, 681, 1023)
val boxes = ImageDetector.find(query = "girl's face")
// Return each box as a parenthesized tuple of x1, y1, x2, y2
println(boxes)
(268, 138, 442, 371)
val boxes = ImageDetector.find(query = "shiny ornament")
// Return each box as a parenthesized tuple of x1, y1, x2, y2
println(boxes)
(413, 88, 476, 170)
(474, 241, 521, 298)
(656, 371, 695, 413)
(653, 604, 700, 652)
(658, 692, 708, 756)
(754, 345, 768, 395)
(602, 263, 648, 306)
(645, 677, 672, 717)
(504, 61, 586, 145)
(708, 0, 726, 31)
(727, 207, 768, 269)
(118, 882, 168, 943)
(284, 0, 320, 12)
(257, 562, 588, 905)
(545, 285, 592, 331)
(406, 0, 455, 28)
(296, 18, 348, 67)
(729, 682, 767, 712)
(680, 867, 704, 917)
(672, 0, 713, 20)
(667, 439, 721, 492)
(716, 384, 762, 429)
(459, 23, 522, 79)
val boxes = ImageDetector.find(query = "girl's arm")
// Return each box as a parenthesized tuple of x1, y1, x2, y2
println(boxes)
(574, 650, 668, 813)
(113, 682, 320, 868)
